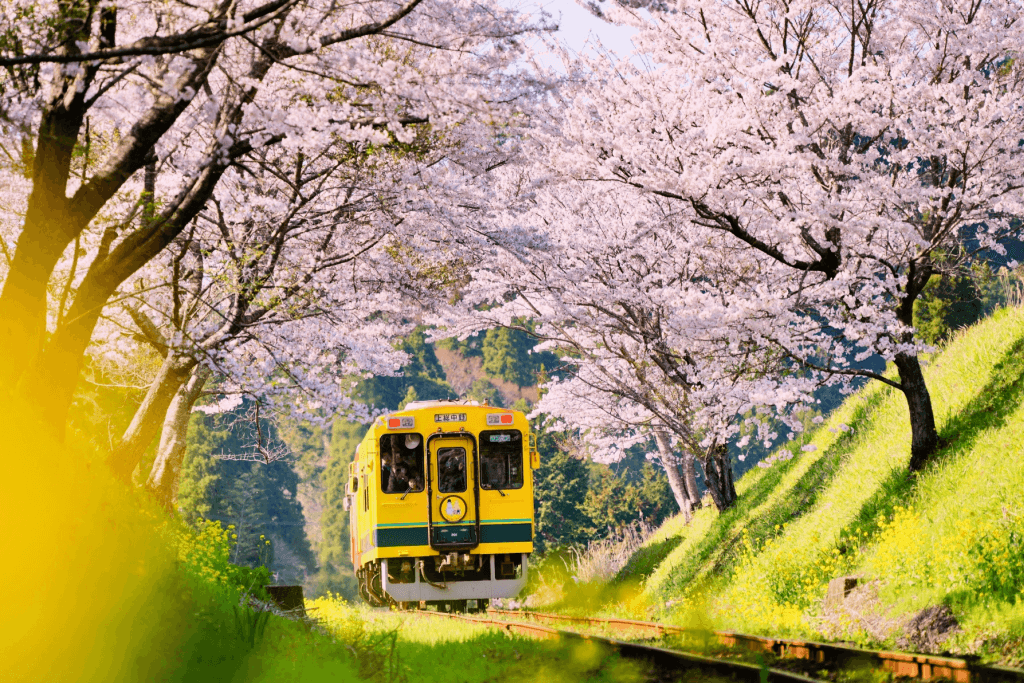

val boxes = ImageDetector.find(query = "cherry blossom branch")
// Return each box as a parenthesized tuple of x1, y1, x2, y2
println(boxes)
(0, 0, 296, 66)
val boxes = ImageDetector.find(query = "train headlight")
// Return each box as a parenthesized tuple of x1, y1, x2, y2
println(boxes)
(387, 416, 415, 429)
(486, 413, 514, 426)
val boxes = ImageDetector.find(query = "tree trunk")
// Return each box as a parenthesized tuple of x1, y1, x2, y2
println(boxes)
(894, 351, 939, 471)
(145, 366, 212, 509)
(14, 126, 241, 435)
(698, 443, 737, 513)
(0, 50, 98, 391)
(109, 353, 196, 483)
(653, 430, 692, 523)
(1, 45, 220, 415)
(14, 285, 105, 435)
(0, 215, 76, 391)
(0, 37, 213, 393)
(892, 262, 940, 472)
(15, 246, 130, 435)
(681, 450, 702, 511)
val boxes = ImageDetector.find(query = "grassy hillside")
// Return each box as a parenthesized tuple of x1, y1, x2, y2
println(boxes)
(598, 305, 1024, 663)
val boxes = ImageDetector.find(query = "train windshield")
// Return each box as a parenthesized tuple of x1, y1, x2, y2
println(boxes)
(436, 446, 467, 493)
(379, 433, 425, 494)
(479, 430, 524, 490)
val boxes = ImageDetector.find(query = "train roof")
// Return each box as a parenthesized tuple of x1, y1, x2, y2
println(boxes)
(399, 400, 508, 412)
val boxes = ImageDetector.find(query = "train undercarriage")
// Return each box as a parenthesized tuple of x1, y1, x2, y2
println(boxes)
(357, 552, 527, 611)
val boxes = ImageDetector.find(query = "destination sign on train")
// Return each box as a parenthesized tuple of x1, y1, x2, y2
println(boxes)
(434, 413, 467, 423)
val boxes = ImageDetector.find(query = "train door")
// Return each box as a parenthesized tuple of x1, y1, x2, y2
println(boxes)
(426, 434, 478, 549)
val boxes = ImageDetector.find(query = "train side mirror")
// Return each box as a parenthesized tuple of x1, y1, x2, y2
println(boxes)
(342, 496, 351, 511)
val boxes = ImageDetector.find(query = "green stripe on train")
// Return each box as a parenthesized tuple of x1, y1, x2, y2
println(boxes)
(480, 522, 532, 544)
(375, 526, 429, 547)
(376, 518, 532, 528)
(374, 522, 532, 548)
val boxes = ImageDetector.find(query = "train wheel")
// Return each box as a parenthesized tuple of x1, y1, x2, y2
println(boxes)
(373, 565, 388, 607)
(364, 561, 387, 607)
(357, 569, 371, 604)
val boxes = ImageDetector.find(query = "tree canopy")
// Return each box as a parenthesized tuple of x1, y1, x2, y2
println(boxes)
(2, 0, 1022, 549)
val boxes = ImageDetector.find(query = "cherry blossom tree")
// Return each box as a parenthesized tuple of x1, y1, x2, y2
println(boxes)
(443, 177, 820, 512)
(542, 0, 1024, 470)
(104, 152, 403, 500)
(103, 117, 503, 503)
(0, 0, 544, 436)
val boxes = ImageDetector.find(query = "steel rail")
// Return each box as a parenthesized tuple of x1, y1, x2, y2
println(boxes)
(412, 609, 822, 683)
(486, 608, 1024, 683)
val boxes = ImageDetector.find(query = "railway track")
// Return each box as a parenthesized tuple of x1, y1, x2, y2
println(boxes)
(413, 608, 821, 683)
(481, 609, 1024, 683)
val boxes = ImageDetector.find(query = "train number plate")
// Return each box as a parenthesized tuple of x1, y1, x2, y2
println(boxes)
(434, 413, 466, 423)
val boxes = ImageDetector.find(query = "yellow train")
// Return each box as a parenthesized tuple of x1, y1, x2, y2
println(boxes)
(345, 400, 537, 611)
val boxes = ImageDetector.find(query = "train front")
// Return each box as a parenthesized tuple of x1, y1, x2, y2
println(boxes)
(348, 401, 537, 609)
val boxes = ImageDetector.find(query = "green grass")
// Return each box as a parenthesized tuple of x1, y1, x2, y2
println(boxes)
(571, 306, 1024, 663)
(310, 599, 650, 682)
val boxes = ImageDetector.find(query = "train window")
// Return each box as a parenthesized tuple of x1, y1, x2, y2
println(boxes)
(379, 434, 425, 494)
(436, 447, 467, 493)
(479, 430, 524, 490)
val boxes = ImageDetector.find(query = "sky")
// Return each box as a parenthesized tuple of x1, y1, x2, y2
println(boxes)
(516, 0, 639, 63)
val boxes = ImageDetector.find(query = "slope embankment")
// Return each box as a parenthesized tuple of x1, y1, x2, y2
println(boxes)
(608, 306, 1024, 664)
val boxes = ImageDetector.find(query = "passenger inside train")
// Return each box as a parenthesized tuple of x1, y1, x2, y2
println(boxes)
(380, 433, 424, 493)
(479, 430, 523, 490)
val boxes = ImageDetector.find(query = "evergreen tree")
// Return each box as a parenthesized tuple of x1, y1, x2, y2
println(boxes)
(398, 386, 419, 410)
(360, 327, 453, 409)
(532, 429, 594, 553)
(482, 327, 535, 386)
(312, 420, 363, 599)
(176, 408, 318, 584)
(435, 332, 484, 358)
(481, 325, 560, 388)
(468, 378, 503, 407)
(277, 418, 329, 491)
(584, 442, 678, 534)
(913, 266, 1008, 346)
(176, 416, 227, 525)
